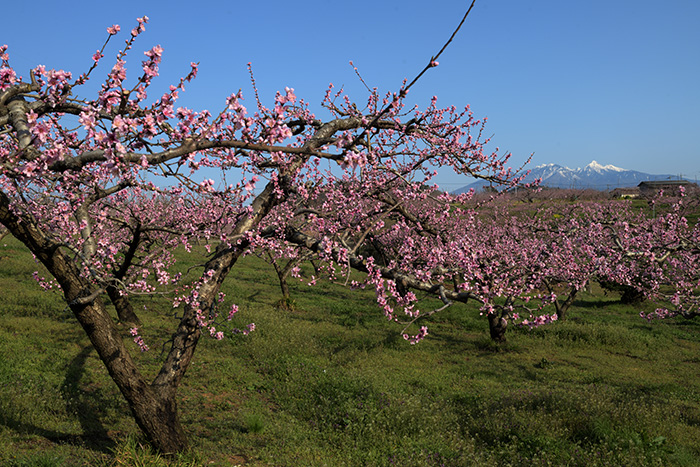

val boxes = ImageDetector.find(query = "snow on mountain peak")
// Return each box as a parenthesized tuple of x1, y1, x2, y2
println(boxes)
(584, 160, 625, 172)
(534, 162, 572, 171)
(452, 160, 682, 194)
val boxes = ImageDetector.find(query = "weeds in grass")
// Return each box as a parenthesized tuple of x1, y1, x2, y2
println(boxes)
(273, 297, 297, 312)
(243, 413, 265, 434)
(108, 435, 202, 467)
(3, 451, 67, 467)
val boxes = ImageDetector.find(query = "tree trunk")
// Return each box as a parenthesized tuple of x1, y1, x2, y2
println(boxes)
(70, 297, 189, 453)
(124, 384, 188, 453)
(554, 285, 581, 321)
(488, 312, 508, 342)
(620, 286, 645, 305)
(555, 305, 567, 321)
(50, 270, 190, 452)
(107, 285, 142, 325)
(1, 193, 191, 453)
(271, 259, 291, 300)
(267, 251, 300, 301)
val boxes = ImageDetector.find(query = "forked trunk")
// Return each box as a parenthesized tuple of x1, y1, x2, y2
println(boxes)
(107, 285, 142, 325)
(1, 196, 192, 453)
(488, 312, 508, 342)
(545, 281, 583, 321)
(554, 289, 577, 321)
(125, 385, 188, 453)
(268, 252, 300, 301)
(278, 270, 291, 300)
(68, 293, 190, 453)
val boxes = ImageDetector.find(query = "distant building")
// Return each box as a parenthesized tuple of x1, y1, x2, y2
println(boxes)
(637, 180, 697, 195)
(610, 187, 640, 199)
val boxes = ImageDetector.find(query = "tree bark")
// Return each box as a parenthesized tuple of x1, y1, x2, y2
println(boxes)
(123, 383, 188, 454)
(487, 312, 508, 342)
(0, 191, 189, 452)
(72, 298, 189, 453)
(107, 285, 142, 325)
(553, 286, 580, 321)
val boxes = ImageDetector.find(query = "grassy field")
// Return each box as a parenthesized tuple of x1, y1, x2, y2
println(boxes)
(1, 235, 700, 466)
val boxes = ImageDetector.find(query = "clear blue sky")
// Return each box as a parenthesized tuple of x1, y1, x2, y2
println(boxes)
(3, 0, 699, 190)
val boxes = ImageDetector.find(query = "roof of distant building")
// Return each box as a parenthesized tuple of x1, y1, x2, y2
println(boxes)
(638, 180, 695, 188)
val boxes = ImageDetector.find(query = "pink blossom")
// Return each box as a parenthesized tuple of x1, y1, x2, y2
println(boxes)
(131, 16, 149, 36)
(403, 326, 428, 344)
(144, 45, 164, 60)
(198, 179, 215, 192)
(0, 67, 17, 90)
(243, 176, 258, 192)
(129, 328, 150, 352)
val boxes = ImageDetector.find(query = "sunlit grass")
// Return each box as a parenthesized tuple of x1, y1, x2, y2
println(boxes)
(1, 235, 699, 465)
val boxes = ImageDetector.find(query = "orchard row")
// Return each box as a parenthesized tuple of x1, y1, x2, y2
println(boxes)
(1, 11, 695, 452)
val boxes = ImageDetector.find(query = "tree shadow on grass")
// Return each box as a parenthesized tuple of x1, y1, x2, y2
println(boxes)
(0, 345, 119, 454)
(58, 345, 118, 453)
(570, 297, 619, 309)
(0, 407, 70, 442)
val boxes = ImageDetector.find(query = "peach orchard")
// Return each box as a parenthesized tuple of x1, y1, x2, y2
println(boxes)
(1, 9, 698, 454)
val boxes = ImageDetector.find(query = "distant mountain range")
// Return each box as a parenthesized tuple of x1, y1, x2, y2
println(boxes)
(453, 160, 689, 193)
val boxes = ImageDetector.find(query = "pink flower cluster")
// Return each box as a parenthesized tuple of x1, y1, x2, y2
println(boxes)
(517, 314, 558, 329)
(130, 327, 150, 352)
(403, 326, 428, 344)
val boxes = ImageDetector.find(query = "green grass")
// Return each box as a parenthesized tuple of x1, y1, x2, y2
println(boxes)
(1, 236, 700, 465)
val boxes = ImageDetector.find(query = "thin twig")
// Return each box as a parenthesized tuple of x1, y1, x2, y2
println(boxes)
(346, 0, 478, 153)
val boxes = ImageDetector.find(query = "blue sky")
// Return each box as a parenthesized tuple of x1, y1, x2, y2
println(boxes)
(3, 0, 699, 190)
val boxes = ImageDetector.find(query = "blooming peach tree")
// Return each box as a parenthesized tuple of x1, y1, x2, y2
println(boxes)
(0, 3, 533, 453)
(603, 188, 700, 320)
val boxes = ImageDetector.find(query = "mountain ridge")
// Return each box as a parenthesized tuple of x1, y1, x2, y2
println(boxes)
(453, 160, 689, 193)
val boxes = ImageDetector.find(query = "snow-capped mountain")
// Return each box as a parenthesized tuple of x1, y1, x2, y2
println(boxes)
(453, 161, 686, 193)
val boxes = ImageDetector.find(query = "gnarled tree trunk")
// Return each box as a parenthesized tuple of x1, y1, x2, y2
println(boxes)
(107, 285, 142, 325)
(0, 191, 194, 453)
(71, 297, 191, 453)
(553, 285, 581, 321)
(487, 311, 508, 342)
